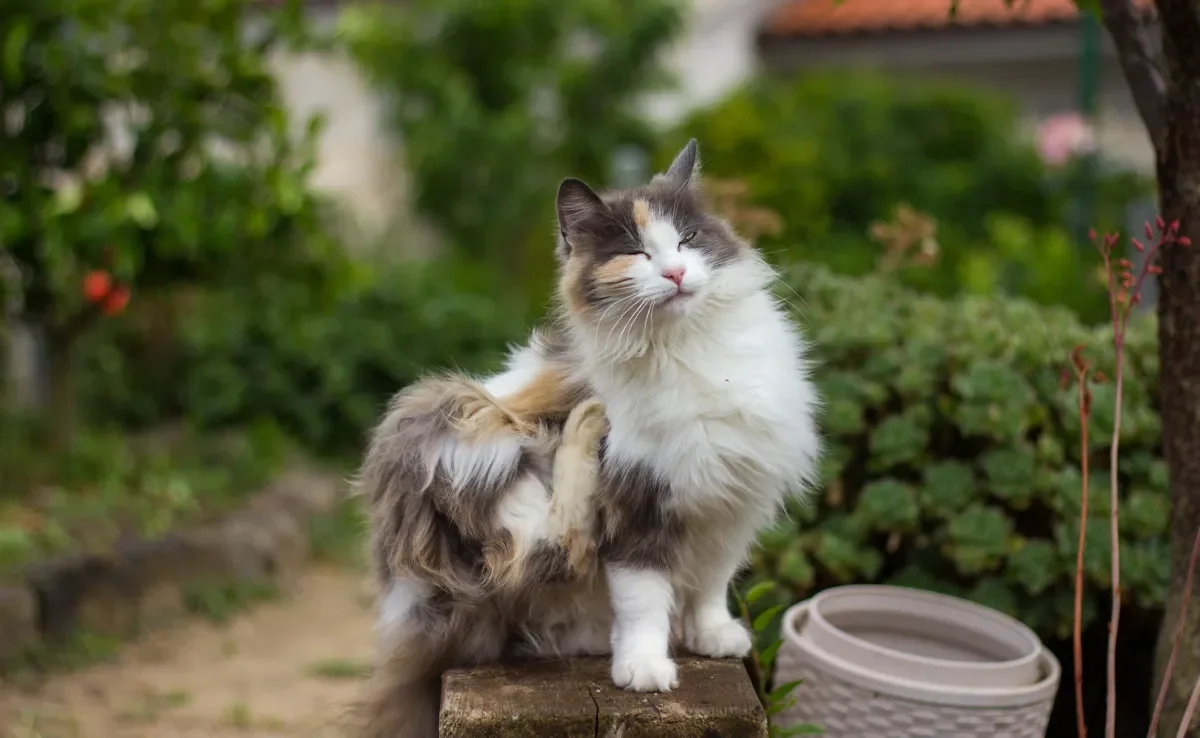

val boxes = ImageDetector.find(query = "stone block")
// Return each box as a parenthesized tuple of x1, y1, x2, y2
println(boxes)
(440, 657, 768, 738)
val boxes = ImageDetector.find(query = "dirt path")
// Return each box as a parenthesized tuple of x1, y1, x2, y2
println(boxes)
(1, 566, 376, 738)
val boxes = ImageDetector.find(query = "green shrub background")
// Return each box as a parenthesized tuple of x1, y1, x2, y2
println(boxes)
(77, 254, 1169, 644)
(78, 260, 531, 455)
(656, 73, 1152, 324)
(744, 263, 1164, 642)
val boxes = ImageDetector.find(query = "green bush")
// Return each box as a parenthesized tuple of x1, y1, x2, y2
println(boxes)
(80, 259, 531, 456)
(746, 263, 1163, 640)
(0, 0, 346, 443)
(659, 73, 1152, 323)
(0, 419, 290, 577)
(340, 0, 686, 292)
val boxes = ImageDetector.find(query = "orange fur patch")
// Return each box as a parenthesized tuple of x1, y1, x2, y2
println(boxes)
(455, 388, 533, 440)
(594, 254, 637, 286)
(632, 199, 651, 229)
(503, 366, 578, 421)
(560, 257, 588, 314)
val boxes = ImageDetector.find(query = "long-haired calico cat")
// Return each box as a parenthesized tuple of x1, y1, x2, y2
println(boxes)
(356, 139, 821, 737)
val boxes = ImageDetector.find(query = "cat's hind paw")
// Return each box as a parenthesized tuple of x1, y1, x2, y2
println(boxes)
(611, 655, 679, 692)
(685, 619, 753, 659)
(562, 397, 608, 457)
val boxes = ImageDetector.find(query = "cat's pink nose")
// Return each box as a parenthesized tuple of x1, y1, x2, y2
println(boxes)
(662, 266, 686, 287)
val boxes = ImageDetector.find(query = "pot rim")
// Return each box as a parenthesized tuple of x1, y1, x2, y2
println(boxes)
(782, 599, 1062, 708)
(805, 584, 1044, 683)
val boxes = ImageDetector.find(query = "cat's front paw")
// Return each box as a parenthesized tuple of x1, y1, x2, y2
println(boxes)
(611, 655, 679, 692)
(686, 619, 753, 659)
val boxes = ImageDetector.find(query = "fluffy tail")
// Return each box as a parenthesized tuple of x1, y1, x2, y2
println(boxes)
(353, 373, 608, 737)
(354, 629, 442, 738)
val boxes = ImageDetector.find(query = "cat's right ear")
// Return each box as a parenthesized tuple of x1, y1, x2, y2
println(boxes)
(556, 178, 605, 259)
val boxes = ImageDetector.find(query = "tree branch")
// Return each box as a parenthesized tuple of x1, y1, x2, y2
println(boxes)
(50, 300, 104, 346)
(1156, 0, 1200, 79)
(1099, 0, 1168, 152)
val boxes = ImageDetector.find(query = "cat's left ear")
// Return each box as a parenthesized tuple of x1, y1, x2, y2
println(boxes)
(663, 138, 700, 185)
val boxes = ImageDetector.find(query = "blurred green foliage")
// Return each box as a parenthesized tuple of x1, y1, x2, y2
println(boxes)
(339, 0, 686, 290)
(0, 419, 290, 577)
(743, 263, 1163, 640)
(0, 0, 350, 441)
(659, 73, 1152, 323)
(79, 259, 530, 455)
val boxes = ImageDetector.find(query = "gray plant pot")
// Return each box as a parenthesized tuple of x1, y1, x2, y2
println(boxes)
(773, 584, 1061, 738)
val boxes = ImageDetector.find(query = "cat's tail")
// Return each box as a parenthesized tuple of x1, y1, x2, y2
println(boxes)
(353, 625, 442, 738)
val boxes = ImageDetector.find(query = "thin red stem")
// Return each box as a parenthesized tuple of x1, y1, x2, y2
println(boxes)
(1149, 527, 1200, 737)
(1107, 233, 1165, 738)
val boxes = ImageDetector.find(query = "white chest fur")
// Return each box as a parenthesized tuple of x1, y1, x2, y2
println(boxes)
(585, 291, 820, 513)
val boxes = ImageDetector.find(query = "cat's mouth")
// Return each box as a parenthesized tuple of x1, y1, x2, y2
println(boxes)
(660, 288, 696, 308)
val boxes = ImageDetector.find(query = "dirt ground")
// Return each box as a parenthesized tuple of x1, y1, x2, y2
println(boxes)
(1, 566, 377, 738)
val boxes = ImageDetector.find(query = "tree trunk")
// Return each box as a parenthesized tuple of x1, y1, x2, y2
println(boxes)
(46, 334, 76, 450)
(1151, 32, 1200, 737)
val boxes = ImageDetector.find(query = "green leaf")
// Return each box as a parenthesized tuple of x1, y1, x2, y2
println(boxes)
(1005, 539, 1059, 595)
(3, 20, 29, 85)
(966, 578, 1018, 618)
(777, 541, 816, 590)
(51, 181, 85, 216)
(886, 565, 962, 598)
(1122, 489, 1170, 539)
(758, 639, 783, 670)
(980, 445, 1038, 509)
(767, 694, 797, 717)
(855, 479, 920, 531)
(1053, 518, 1113, 588)
(943, 505, 1013, 575)
(950, 361, 1039, 442)
(758, 521, 797, 555)
(920, 461, 976, 519)
(753, 605, 784, 634)
(812, 528, 884, 582)
(868, 414, 928, 470)
(126, 192, 159, 229)
(768, 679, 805, 703)
(744, 580, 777, 606)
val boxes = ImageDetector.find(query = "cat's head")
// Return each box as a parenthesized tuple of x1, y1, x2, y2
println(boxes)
(554, 139, 767, 335)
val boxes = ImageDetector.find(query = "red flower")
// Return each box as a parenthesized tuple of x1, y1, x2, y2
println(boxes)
(82, 270, 113, 302)
(101, 285, 130, 315)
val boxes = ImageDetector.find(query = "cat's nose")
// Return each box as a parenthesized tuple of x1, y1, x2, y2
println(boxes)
(662, 266, 686, 287)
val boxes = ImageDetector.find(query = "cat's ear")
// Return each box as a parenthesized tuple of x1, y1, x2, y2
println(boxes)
(664, 138, 700, 184)
(556, 177, 605, 236)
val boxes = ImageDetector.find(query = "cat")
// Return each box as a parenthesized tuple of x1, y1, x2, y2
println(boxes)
(355, 139, 821, 738)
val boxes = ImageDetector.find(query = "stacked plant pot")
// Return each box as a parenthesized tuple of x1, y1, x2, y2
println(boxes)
(774, 585, 1061, 738)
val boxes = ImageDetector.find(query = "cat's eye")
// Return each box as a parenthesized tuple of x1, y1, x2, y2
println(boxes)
(679, 231, 697, 245)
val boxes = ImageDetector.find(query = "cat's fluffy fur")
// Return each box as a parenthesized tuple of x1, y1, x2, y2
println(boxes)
(355, 140, 821, 738)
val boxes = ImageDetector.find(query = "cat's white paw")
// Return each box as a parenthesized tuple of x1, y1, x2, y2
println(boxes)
(687, 619, 753, 659)
(611, 655, 679, 692)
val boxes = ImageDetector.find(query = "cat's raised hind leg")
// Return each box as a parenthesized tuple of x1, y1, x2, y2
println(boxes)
(548, 397, 607, 577)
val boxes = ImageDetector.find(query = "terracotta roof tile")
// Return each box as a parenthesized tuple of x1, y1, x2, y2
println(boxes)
(764, 0, 1086, 37)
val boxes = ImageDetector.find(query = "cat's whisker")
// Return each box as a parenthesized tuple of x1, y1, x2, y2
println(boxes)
(604, 298, 652, 363)
(600, 291, 646, 338)
(594, 291, 644, 332)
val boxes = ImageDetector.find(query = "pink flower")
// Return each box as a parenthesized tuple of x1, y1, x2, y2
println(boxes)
(1036, 112, 1097, 166)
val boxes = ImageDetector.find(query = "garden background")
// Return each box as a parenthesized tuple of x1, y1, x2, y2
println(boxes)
(0, 0, 1180, 736)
